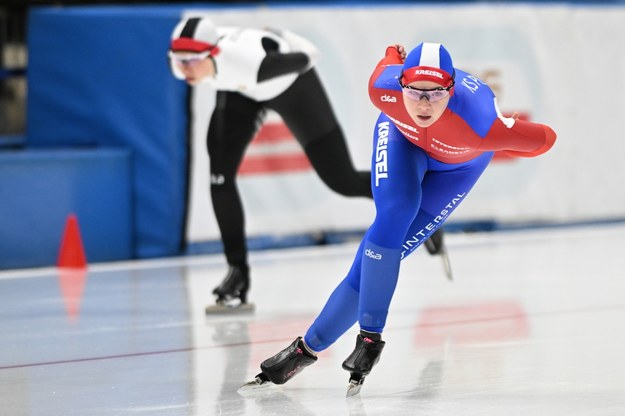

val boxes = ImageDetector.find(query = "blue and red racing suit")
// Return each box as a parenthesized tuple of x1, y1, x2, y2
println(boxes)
(304, 46, 556, 351)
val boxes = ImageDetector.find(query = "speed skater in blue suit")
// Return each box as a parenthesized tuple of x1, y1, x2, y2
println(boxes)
(241, 42, 556, 396)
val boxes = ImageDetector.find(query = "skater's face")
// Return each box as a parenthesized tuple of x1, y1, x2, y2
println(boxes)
(401, 80, 451, 128)
(169, 50, 216, 85)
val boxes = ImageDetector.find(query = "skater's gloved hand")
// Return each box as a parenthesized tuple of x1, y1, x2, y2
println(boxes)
(394, 44, 407, 61)
(384, 44, 406, 63)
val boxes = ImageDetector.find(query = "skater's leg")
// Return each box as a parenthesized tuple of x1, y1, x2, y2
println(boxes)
(267, 69, 372, 198)
(304, 277, 360, 351)
(304, 244, 363, 352)
(327, 118, 426, 394)
(356, 115, 428, 332)
(302, 128, 372, 198)
(252, 240, 367, 385)
(208, 91, 264, 305)
(398, 151, 494, 260)
(304, 116, 425, 350)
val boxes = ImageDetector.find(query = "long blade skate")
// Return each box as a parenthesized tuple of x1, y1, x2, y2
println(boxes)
(440, 247, 453, 281)
(205, 301, 255, 315)
(424, 229, 453, 281)
(346, 374, 364, 397)
(237, 373, 274, 396)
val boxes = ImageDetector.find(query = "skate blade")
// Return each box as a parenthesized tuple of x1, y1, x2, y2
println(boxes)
(441, 248, 453, 281)
(237, 377, 274, 397)
(205, 302, 255, 315)
(346, 379, 363, 398)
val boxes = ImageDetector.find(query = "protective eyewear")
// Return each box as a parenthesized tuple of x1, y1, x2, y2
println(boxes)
(168, 50, 212, 66)
(399, 79, 455, 102)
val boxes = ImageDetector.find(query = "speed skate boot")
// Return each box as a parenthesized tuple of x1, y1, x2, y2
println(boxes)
(424, 228, 445, 255)
(342, 330, 386, 397)
(260, 337, 318, 384)
(206, 265, 254, 314)
(239, 337, 317, 393)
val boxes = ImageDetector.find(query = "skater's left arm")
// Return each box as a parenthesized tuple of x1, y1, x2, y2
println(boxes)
(478, 99, 557, 157)
(484, 117, 557, 157)
(368, 45, 405, 89)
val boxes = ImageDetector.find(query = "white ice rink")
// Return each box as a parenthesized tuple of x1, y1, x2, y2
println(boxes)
(2, 223, 625, 415)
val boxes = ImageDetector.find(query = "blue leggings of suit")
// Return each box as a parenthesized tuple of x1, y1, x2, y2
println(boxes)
(304, 113, 494, 352)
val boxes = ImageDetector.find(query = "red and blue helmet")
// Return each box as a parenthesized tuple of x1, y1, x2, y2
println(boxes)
(401, 43, 455, 88)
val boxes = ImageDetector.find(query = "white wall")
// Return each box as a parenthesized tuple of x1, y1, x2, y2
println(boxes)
(183, 4, 624, 242)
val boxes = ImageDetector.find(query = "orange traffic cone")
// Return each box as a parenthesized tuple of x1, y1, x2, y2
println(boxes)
(57, 213, 87, 269)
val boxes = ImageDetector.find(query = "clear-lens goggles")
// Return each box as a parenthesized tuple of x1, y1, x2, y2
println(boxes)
(399, 79, 455, 102)
(168, 50, 212, 66)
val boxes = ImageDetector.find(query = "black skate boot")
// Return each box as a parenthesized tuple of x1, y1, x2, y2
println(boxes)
(342, 330, 386, 397)
(424, 229, 453, 281)
(260, 336, 318, 384)
(206, 265, 254, 314)
(238, 337, 317, 394)
(424, 228, 445, 255)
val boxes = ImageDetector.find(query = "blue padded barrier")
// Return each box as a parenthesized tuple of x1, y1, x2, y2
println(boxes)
(27, 6, 191, 258)
(0, 148, 132, 269)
